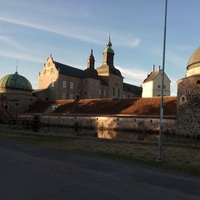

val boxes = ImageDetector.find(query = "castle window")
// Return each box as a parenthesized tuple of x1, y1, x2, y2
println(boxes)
(4, 104, 9, 110)
(62, 93, 66, 100)
(51, 68, 54, 74)
(103, 90, 107, 97)
(118, 89, 120, 97)
(69, 93, 73, 99)
(51, 79, 55, 87)
(196, 80, 200, 84)
(70, 82, 74, 89)
(158, 85, 160, 88)
(63, 81, 67, 88)
(180, 95, 187, 105)
(113, 87, 115, 96)
(77, 82, 81, 90)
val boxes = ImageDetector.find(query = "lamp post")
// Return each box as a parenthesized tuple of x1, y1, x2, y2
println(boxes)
(158, 0, 168, 161)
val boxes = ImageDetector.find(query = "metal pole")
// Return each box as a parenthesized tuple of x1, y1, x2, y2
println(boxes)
(158, 0, 168, 161)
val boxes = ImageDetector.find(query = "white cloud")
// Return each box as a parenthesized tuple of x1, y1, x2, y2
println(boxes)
(129, 38, 141, 47)
(115, 66, 147, 87)
(116, 66, 147, 81)
(0, 49, 43, 63)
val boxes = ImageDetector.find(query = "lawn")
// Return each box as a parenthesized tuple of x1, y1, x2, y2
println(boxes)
(0, 128, 200, 176)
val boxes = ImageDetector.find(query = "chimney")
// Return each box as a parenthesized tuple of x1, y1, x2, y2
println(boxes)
(152, 64, 155, 72)
(158, 65, 161, 71)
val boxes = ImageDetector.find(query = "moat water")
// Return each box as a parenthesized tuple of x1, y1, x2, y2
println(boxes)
(1, 123, 199, 145)
(37, 126, 200, 145)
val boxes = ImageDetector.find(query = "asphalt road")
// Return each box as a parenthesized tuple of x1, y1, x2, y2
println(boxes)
(0, 139, 200, 200)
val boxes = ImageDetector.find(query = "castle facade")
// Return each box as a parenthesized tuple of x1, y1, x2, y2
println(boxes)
(35, 37, 142, 101)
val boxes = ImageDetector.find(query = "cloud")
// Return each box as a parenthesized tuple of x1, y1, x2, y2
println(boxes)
(129, 38, 140, 47)
(0, 16, 140, 48)
(0, 33, 34, 53)
(0, 49, 43, 63)
(115, 66, 147, 87)
(116, 66, 147, 80)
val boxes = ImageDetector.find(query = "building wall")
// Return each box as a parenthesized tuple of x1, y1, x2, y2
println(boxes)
(123, 91, 141, 98)
(142, 81, 153, 97)
(107, 74, 123, 98)
(142, 70, 170, 97)
(58, 74, 82, 100)
(81, 78, 101, 99)
(153, 72, 170, 96)
(176, 76, 200, 136)
(186, 63, 200, 77)
(0, 89, 37, 118)
(38, 56, 59, 90)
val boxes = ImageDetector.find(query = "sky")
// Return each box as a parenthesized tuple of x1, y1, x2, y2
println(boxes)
(0, 0, 200, 96)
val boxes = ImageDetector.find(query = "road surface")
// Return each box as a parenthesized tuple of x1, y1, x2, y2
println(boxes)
(0, 138, 199, 200)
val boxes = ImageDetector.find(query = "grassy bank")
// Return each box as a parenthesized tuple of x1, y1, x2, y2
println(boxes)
(0, 129, 200, 176)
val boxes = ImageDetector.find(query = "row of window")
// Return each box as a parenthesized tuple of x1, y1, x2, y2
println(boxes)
(62, 93, 74, 100)
(51, 80, 77, 90)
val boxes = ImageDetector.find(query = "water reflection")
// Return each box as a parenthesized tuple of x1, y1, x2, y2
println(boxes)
(39, 126, 158, 141)
(38, 126, 200, 145)
(1, 123, 199, 145)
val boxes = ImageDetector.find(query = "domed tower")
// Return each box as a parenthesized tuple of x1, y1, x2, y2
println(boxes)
(176, 47, 200, 136)
(0, 71, 32, 91)
(0, 71, 37, 119)
(96, 37, 123, 98)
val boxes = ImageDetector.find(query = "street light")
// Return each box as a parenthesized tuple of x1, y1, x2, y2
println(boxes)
(158, 0, 168, 161)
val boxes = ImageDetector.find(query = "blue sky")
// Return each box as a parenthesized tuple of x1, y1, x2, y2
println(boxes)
(0, 0, 199, 96)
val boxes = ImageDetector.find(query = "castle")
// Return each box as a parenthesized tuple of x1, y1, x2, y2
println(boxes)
(35, 37, 142, 101)
(1, 38, 200, 136)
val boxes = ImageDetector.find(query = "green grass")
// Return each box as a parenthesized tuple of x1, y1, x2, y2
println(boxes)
(0, 129, 200, 176)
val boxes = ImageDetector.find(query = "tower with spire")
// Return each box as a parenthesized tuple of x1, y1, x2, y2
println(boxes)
(96, 36, 123, 98)
(87, 49, 95, 69)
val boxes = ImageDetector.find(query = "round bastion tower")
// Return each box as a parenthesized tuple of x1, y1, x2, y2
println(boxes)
(176, 47, 200, 136)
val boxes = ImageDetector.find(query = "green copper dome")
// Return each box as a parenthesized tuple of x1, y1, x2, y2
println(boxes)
(0, 72, 32, 91)
(103, 36, 114, 54)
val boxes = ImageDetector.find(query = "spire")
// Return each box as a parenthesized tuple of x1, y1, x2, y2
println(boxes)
(88, 49, 95, 69)
(102, 36, 114, 65)
(15, 59, 18, 74)
(106, 36, 112, 48)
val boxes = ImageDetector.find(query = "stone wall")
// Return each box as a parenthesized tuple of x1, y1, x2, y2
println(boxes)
(176, 76, 200, 136)
(19, 114, 176, 134)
